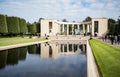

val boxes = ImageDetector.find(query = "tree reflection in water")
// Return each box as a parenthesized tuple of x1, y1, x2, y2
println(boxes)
(0, 42, 87, 77)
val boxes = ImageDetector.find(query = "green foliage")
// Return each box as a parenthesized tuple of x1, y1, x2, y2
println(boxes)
(62, 19, 68, 22)
(108, 18, 116, 34)
(0, 50, 8, 69)
(7, 48, 19, 65)
(108, 17, 120, 34)
(28, 23, 37, 34)
(6, 16, 20, 34)
(28, 45, 37, 54)
(35, 22, 40, 33)
(0, 14, 8, 34)
(29, 34, 32, 38)
(83, 16, 91, 22)
(19, 18, 27, 34)
(90, 39, 120, 77)
(19, 47, 27, 60)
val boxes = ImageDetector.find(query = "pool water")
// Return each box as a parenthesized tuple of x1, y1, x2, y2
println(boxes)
(0, 42, 87, 77)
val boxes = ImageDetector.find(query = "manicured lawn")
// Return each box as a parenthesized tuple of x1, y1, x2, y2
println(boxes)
(89, 39, 120, 77)
(0, 37, 47, 46)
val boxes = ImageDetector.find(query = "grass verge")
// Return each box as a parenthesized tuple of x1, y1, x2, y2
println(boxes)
(0, 37, 47, 46)
(89, 39, 120, 77)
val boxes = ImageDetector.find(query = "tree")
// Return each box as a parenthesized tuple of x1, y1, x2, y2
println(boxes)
(6, 16, 20, 35)
(108, 18, 116, 34)
(19, 18, 27, 34)
(34, 22, 40, 33)
(62, 19, 68, 22)
(116, 16, 120, 34)
(38, 18, 44, 22)
(0, 14, 8, 35)
(28, 23, 37, 35)
(83, 16, 92, 22)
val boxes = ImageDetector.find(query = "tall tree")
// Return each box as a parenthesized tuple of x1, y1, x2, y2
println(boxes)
(108, 18, 116, 34)
(19, 18, 27, 34)
(117, 16, 120, 34)
(6, 16, 20, 35)
(83, 16, 92, 22)
(38, 18, 44, 22)
(62, 19, 68, 22)
(34, 22, 40, 33)
(0, 14, 8, 35)
(28, 23, 37, 35)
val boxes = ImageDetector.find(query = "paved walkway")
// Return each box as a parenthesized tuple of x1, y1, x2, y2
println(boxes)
(97, 38, 120, 48)
(49, 35, 90, 41)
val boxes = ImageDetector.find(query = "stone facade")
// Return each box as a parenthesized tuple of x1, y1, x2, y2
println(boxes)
(40, 18, 108, 37)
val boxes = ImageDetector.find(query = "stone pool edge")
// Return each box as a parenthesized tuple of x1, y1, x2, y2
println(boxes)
(0, 40, 51, 51)
(87, 40, 100, 77)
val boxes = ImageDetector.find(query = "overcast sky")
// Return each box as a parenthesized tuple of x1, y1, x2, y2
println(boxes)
(0, 0, 120, 23)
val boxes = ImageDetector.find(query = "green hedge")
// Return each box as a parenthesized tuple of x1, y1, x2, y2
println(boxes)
(35, 22, 40, 33)
(28, 23, 37, 34)
(0, 14, 8, 34)
(6, 16, 20, 34)
(19, 18, 27, 34)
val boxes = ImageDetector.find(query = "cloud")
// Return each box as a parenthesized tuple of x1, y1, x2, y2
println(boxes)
(0, 0, 120, 23)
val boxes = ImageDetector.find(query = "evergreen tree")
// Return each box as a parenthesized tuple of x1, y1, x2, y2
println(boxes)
(19, 18, 27, 34)
(6, 16, 20, 35)
(28, 23, 37, 35)
(83, 16, 92, 22)
(0, 14, 8, 35)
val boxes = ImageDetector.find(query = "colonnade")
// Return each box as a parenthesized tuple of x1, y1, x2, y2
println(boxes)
(60, 23, 91, 35)
(60, 44, 86, 53)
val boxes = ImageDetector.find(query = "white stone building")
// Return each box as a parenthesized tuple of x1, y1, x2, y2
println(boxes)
(40, 18, 108, 37)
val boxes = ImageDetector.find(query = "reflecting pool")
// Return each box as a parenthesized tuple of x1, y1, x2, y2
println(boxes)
(0, 41, 87, 77)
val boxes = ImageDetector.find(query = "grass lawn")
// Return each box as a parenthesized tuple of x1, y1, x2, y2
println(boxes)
(89, 39, 120, 77)
(0, 37, 47, 46)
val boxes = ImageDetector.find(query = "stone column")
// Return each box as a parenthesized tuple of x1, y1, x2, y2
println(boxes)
(72, 44, 74, 52)
(67, 44, 69, 52)
(67, 24, 69, 35)
(63, 45, 65, 53)
(83, 24, 85, 33)
(72, 24, 74, 35)
(87, 24, 90, 32)
(90, 24, 92, 33)
(77, 44, 79, 51)
(78, 24, 80, 35)
(83, 44, 85, 53)
(62, 24, 64, 33)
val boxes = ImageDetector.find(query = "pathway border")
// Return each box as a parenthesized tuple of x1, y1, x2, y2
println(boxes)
(0, 40, 50, 51)
(87, 40, 100, 77)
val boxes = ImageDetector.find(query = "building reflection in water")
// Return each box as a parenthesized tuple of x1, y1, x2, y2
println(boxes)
(40, 42, 86, 59)
(0, 42, 86, 69)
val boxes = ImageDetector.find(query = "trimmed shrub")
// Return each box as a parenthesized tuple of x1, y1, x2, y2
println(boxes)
(35, 22, 40, 33)
(6, 16, 20, 34)
(0, 14, 8, 34)
(19, 18, 27, 34)
(29, 23, 37, 35)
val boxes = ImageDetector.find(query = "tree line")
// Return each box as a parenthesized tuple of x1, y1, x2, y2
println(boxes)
(0, 14, 40, 37)
(108, 17, 120, 35)
(1, 13, 120, 37)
